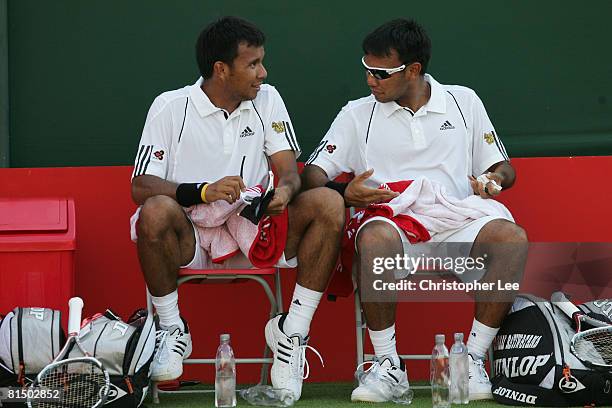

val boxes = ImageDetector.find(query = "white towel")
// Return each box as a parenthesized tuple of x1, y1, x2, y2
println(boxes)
(383, 177, 513, 234)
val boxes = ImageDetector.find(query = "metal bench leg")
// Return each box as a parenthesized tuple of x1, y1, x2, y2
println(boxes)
(260, 268, 283, 384)
(151, 381, 160, 404)
(488, 345, 495, 377)
(355, 290, 365, 367)
(275, 268, 284, 314)
(145, 288, 161, 404)
(260, 342, 271, 385)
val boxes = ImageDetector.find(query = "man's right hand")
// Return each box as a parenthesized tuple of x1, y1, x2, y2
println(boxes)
(344, 169, 399, 208)
(204, 176, 246, 204)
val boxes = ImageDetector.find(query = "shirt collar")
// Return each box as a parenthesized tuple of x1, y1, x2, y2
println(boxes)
(423, 74, 446, 114)
(189, 77, 252, 118)
(378, 100, 404, 117)
(378, 73, 447, 117)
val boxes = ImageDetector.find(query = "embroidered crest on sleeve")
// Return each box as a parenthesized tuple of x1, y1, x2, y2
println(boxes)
(271, 121, 285, 133)
(153, 150, 165, 160)
(326, 144, 337, 154)
(484, 132, 495, 145)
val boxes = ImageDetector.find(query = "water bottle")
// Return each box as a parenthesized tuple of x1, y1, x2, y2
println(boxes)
(450, 332, 469, 404)
(215, 334, 236, 408)
(431, 334, 450, 408)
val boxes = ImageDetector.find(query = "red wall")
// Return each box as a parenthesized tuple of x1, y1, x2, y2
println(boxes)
(1, 156, 611, 383)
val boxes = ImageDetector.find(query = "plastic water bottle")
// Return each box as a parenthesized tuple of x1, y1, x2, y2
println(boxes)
(215, 334, 236, 407)
(449, 333, 469, 404)
(431, 334, 450, 408)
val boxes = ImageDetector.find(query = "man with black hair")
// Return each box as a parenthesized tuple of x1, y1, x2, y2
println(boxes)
(131, 17, 344, 394)
(303, 19, 527, 402)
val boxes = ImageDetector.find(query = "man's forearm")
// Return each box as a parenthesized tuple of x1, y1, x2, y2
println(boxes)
(131, 175, 178, 205)
(278, 172, 301, 199)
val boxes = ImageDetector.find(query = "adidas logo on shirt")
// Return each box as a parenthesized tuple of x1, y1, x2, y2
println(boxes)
(240, 126, 255, 137)
(440, 120, 455, 130)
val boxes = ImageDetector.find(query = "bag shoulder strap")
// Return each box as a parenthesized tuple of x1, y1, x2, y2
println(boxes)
(127, 313, 155, 375)
(16, 308, 25, 385)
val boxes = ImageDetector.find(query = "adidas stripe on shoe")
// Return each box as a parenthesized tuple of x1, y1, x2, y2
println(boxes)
(264, 313, 323, 400)
(351, 356, 411, 403)
(151, 318, 192, 382)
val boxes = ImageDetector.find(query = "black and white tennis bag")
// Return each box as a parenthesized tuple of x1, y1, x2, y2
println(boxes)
(491, 294, 612, 406)
(0, 307, 155, 408)
(0, 308, 65, 407)
(0, 307, 65, 386)
(67, 309, 156, 407)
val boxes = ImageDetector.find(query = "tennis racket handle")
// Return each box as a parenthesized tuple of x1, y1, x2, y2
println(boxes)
(68, 297, 84, 335)
(551, 291, 581, 318)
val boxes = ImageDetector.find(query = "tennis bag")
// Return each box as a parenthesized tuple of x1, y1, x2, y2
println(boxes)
(0, 307, 65, 385)
(67, 308, 156, 407)
(0, 308, 65, 407)
(491, 294, 612, 406)
(0, 307, 155, 408)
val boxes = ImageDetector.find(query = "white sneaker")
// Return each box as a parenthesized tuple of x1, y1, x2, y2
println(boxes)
(150, 320, 192, 382)
(264, 314, 323, 400)
(351, 356, 410, 403)
(468, 354, 493, 400)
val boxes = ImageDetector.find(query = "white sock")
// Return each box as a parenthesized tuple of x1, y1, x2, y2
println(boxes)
(283, 284, 323, 338)
(369, 324, 400, 367)
(466, 318, 499, 359)
(151, 290, 184, 331)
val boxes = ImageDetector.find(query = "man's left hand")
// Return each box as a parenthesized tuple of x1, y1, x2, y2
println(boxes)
(469, 172, 504, 199)
(265, 185, 292, 215)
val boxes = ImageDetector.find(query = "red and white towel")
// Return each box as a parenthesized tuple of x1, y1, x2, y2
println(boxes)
(327, 178, 514, 297)
(378, 178, 513, 233)
(130, 185, 288, 268)
(188, 185, 288, 268)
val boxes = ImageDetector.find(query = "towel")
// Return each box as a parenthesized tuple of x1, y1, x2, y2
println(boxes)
(327, 177, 513, 298)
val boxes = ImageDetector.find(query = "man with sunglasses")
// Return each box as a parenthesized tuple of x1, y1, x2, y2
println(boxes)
(303, 19, 527, 402)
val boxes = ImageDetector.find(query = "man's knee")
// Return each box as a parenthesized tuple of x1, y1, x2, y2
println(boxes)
(356, 221, 401, 253)
(137, 195, 186, 240)
(479, 220, 528, 244)
(299, 187, 345, 230)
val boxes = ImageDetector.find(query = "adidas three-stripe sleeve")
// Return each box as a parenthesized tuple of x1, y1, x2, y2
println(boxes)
(307, 105, 360, 180)
(471, 94, 509, 177)
(131, 95, 173, 180)
(263, 86, 301, 159)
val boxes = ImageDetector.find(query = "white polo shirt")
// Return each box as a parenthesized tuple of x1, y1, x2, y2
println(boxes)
(307, 74, 508, 199)
(132, 78, 300, 187)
